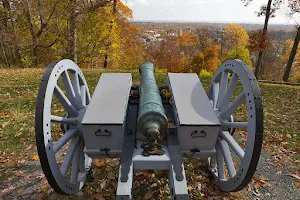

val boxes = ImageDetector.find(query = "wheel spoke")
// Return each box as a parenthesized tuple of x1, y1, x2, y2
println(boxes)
(212, 82, 219, 110)
(217, 71, 228, 108)
(71, 144, 80, 183)
(50, 115, 77, 125)
(219, 73, 238, 111)
(53, 128, 78, 153)
(60, 136, 80, 177)
(79, 141, 85, 173)
(220, 131, 245, 159)
(221, 121, 248, 129)
(218, 138, 236, 178)
(80, 86, 86, 107)
(219, 92, 245, 120)
(61, 71, 76, 104)
(54, 85, 78, 117)
(72, 72, 83, 109)
(86, 87, 91, 105)
(216, 142, 225, 180)
(72, 72, 81, 97)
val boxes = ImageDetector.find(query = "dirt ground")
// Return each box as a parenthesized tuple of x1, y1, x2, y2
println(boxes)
(0, 149, 299, 200)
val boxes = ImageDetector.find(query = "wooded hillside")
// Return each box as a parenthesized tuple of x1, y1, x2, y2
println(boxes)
(0, 0, 299, 82)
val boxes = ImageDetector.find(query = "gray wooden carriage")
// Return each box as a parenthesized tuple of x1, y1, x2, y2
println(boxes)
(35, 59, 263, 199)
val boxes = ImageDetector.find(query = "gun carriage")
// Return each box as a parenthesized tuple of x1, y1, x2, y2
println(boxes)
(35, 59, 263, 199)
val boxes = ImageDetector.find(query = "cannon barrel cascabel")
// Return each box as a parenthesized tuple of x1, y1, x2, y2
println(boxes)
(137, 62, 168, 138)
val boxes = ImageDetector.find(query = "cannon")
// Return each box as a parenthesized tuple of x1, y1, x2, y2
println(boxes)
(35, 59, 263, 199)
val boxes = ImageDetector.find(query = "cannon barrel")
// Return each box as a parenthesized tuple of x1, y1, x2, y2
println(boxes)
(137, 62, 168, 139)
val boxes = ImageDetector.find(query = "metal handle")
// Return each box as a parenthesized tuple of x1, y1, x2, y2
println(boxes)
(95, 129, 112, 137)
(191, 130, 206, 138)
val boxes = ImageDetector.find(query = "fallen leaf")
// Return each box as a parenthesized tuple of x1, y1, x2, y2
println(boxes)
(32, 154, 39, 161)
(287, 174, 300, 180)
(26, 144, 33, 150)
(0, 152, 8, 163)
(100, 179, 107, 189)
(275, 171, 282, 175)
(0, 185, 14, 196)
(37, 173, 45, 179)
(16, 187, 25, 196)
(265, 192, 271, 197)
(0, 158, 8, 163)
(1, 122, 8, 129)
(252, 177, 271, 188)
(15, 131, 22, 137)
(95, 160, 105, 167)
(296, 182, 300, 189)
(112, 182, 118, 189)
(144, 190, 153, 200)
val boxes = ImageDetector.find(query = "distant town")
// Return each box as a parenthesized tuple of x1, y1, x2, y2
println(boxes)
(134, 22, 296, 45)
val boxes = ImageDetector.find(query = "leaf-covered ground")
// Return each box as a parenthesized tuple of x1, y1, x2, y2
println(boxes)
(0, 68, 299, 199)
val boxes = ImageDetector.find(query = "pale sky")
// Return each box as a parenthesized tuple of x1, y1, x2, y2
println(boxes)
(121, 0, 299, 24)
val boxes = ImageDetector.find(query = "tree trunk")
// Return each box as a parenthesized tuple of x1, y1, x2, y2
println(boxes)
(103, 52, 108, 68)
(113, 0, 117, 14)
(283, 26, 300, 82)
(0, 34, 10, 67)
(5, 0, 22, 64)
(103, 0, 117, 68)
(33, 37, 39, 67)
(1, 0, 9, 27)
(25, 0, 39, 67)
(255, 0, 272, 80)
(67, 0, 77, 62)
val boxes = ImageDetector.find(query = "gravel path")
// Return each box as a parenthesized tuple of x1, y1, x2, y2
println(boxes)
(242, 151, 300, 200)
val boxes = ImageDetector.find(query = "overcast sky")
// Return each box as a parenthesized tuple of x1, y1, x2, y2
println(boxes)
(120, 0, 297, 24)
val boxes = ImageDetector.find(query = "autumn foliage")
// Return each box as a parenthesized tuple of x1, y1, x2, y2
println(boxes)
(0, 1, 299, 81)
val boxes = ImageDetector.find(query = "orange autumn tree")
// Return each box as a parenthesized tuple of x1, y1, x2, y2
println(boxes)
(178, 32, 200, 72)
(191, 45, 221, 74)
(204, 44, 221, 72)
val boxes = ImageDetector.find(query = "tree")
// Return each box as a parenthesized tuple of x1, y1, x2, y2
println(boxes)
(191, 44, 221, 74)
(177, 32, 200, 72)
(0, 0, 144, 69)
(178, 32, 200, 57)
(242, 0, 283, 79)
(283, 0, 300, 81)
(221, 24, 252, 66)
(222, 24, 249, 50)
(0, 0, 22, 67)
(191, 52, 205, 74)
(24, 0, 60, 67)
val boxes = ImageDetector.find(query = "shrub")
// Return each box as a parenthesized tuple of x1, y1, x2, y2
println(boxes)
(291, 73, 300, 83)
(200, 69, 213, 78)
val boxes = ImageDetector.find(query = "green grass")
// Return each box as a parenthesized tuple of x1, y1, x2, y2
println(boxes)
(0, 68, 299, 158)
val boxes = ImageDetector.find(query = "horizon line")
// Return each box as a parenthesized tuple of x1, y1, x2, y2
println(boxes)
(131, 20, 295, 26)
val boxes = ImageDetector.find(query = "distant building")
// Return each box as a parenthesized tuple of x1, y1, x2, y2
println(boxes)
(179, 29, 183, 36)
(147, 30, 156, 36)
(140, 33, 155, 43)
(154, 34, 161, 38)
(213, 32, 222, 43)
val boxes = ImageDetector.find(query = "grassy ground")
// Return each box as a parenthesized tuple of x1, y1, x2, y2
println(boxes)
(0, 68, 299, 199)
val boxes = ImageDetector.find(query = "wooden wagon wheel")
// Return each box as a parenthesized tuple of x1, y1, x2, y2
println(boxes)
(35, 59, 92, 195)
(208, 60, 264, 192)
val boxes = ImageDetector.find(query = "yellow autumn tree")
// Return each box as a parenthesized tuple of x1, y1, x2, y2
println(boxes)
(221, 24, 252, 66)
